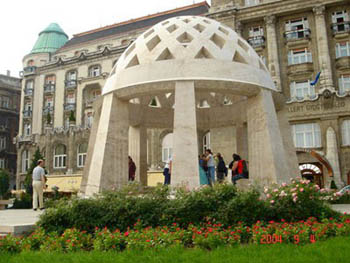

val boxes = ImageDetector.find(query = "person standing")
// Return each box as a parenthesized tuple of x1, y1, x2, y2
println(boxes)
(216, 153, 227, 183)
(128, 156, 136, 181)
(199, 155, 209, 185)
(205, 149, 215, 185)
(163, 157, 172, 185)
(32, 159, 46, 211)
(231, 154, 248, 184)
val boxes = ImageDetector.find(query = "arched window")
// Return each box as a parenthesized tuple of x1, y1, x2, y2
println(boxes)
(54, 144, 67, 169)
(21, 150, 29, 173)
(162, 133, 173, 162)
(342, 120, 350, 146)
(203, 132, 210, 153)
(77, 143, 88, 168)
(88, 65, 101, 77)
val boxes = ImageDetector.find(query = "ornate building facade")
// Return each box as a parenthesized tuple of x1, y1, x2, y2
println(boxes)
(17, 0, 350, 189)
(0, 72, 20, 188)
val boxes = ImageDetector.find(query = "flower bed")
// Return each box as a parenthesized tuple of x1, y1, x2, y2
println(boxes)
(1, 216, 350, 253)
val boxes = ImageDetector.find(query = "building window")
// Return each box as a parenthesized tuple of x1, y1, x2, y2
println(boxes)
(0, 96, 10, 108)
(0, 136, 6, 150)
(245, 0, 259, 6)
(85, 112, 93, 128)
(248, 26, 265, 48)
(67, 71, 77, 81)
(162, 133, 173, 163)
(54, 144, 67, 169)
(66, 93, 75, 104)
(24, 123, 31, 136)
(88, 65, 101, 77)
(77, 143, 88, 168)
(292, 123, 321, 148)
(336, 42, 350, 58)
(342, 120, 350, 146)
(203, 132, 211, 153)
(0, 158, 5, 169)
(332, 11, 350, 33)
(290, 81, 315, 100)
(21, 150, 29, 173)
(339, 75, 350, 95)
(288, 48, 312, 65)
(45, 75, 56, 84)
(285, 18, 310, 40)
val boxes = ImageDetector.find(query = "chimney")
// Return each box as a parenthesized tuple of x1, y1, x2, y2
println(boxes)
(6, 70, 10, 76)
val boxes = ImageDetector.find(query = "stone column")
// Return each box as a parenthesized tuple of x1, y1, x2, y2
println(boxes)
(247, 90, 290, 186)
(236, 122, 248, 160)
(264, 15, 282, 92)
(172, 81, 199, 189)
(83, 93, 129, 196)
(277, 108, 300, 179)
(129, 126, 148, 185)
(325, 127, 344, 187)
(313, 5, 334, 90)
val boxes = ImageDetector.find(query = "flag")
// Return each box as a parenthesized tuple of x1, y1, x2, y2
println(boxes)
(310, 72, 321, 86)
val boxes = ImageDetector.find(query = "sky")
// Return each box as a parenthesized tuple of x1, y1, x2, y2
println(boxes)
(0, 0, 211, 78)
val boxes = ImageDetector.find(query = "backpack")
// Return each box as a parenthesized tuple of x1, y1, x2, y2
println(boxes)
(241, 160, 249, 179)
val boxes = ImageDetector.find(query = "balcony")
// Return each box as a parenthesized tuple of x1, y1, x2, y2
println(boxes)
(24, 89, 33, 97)
(247, 36, 265, 49)
(65, 80, 77, 89)
(23, 66, 36, 76)
(331, 22, 350, 35)
(43, 106, 54, 114)
(84, 97, 99, 108)
(44, 83, 55, 94)
(22, 110, 32, 118)
(284, 29, 311, 41)
(64, 103, 76, 111)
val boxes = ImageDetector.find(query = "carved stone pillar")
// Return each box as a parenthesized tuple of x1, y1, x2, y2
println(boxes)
(129, 126, 148, 185)
(264, 15, 282, 92)
(313, 5, 334, 90)
(172, 81, 199, 189)
(83, 93, 129, 196)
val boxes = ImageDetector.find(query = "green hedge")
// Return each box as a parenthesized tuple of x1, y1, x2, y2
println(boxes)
(38, 182, 338, 234)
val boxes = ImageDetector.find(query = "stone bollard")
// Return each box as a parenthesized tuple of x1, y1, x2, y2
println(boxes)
(235, 179, 251, 191)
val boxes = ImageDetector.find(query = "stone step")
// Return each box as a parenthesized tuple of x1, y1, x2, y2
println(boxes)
(235, 179, 251, 190)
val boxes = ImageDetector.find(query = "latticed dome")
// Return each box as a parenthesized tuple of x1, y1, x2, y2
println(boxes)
(103, 16, 275, 96)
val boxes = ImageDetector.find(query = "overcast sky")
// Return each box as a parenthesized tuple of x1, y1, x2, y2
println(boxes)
(0, 0, 211, 78)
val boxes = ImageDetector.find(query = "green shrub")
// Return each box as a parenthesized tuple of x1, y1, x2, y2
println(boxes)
(11, 193, 32, 209)
(0, 169, 9, 199)
(330, 180, 337, 190)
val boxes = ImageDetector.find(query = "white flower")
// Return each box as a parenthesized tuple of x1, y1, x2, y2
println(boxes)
(279, 191, 287, 197)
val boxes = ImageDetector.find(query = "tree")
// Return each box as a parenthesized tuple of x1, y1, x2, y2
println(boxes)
(46, 112, 51, 125)
(0, 170, 9, 199)
(330, 180, 338, 190)
(24, 148, 44, 195)
(69, 110, 76, 122)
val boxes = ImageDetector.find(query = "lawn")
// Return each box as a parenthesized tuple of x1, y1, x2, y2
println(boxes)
(1, 236, 349, 263)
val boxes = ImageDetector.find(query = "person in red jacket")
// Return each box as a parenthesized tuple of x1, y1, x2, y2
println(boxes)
(231, 154, 248, 184)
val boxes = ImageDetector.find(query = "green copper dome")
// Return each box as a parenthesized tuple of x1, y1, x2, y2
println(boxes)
(31, 23, 68, 54)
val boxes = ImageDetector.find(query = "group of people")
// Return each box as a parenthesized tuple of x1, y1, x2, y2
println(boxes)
(162, 150, 248, 186)
(199, 150, 248, 186)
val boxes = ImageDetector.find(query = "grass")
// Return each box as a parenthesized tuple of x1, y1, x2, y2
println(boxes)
(1, 236, 349, 263)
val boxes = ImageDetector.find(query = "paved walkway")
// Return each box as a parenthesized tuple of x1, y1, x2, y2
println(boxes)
(0, 209, 43, 235)
(331, 204, 350, 214)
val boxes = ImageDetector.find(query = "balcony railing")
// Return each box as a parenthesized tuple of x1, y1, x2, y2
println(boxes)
(23, 110, 32, 118)
(24, 89, 33, 96)
(44, 83, 55, 93)
(64, 103, 76, 111)
(284, 28, 311, 41)
(65, 80, 77, 89)
(43, 106, 54, 114)
(23, 66, 36, 76)
(247, 36, 265, 48)
(331, 22, 350, 34)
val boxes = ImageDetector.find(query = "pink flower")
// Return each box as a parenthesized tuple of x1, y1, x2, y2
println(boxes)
(279, 191, 287, 197)
(270, 200, 275, 204)
(266, 194, 271, 198)
(300, 188, 304, 192)
(291, 188, 297, 192)
(282, 183, 287, 187)
(273, 189, 279, 193)
(293, 197, 298, 203)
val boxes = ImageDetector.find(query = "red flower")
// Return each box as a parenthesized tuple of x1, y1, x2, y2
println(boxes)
(124, 232, 129, 237)
(146, 239, 150, 242)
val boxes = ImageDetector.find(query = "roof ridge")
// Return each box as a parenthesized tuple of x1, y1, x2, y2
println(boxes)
(73, 1, 209, 38)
